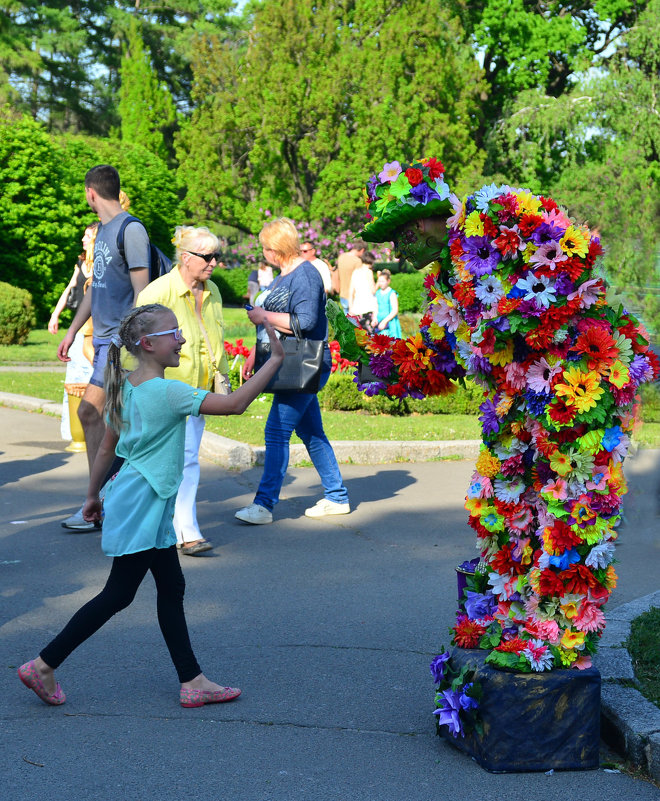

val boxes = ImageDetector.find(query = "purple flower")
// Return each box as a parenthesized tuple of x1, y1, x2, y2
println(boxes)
(530, 221, 563, 245)
(353, 375, 387, 396)
(464, 591, 496, 620)
(469, 354, 493, 374)
(368, 352, 395, 377)
(630, 354, 653, 383)
(430, 652, 451, 684)
(433, 689, 463, 737)
(461, 237, 501, 277)
(366, 175, 379, 202)
(410, 180, 441, 204)
(479, 399, 500, 435)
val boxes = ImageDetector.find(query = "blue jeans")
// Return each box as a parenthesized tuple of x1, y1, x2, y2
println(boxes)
(254, 372, 349, 511)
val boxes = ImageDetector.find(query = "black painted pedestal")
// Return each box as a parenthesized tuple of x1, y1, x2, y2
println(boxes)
(439, 648, 601, 772)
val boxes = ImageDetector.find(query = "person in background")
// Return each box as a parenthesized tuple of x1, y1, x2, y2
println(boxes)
(333, 240, 367, 312)
(49, 223, 98, 442)
(348, 250, 377, 334)
(257, 261, 274, 291)
(18, 304, 284, 710)
(137, 226, 230, 557)
(247, 268, 259, 305)
(58, 167, 150, 532)
(236, 217, 350, 524)
(374, 268, 402, 338)
(300, 241, 332, 295)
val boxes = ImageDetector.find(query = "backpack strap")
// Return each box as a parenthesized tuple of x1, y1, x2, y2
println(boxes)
(116, 214, 144, 267)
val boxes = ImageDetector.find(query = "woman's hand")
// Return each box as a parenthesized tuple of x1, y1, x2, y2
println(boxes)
(48, 315, 59, 335)
(246, 306, 267, 326)
(242, 346, 256, 380)
(264, 321, 284, 362)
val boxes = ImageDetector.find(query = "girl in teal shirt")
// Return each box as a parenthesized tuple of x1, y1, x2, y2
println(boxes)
(19, 303, 283, 709)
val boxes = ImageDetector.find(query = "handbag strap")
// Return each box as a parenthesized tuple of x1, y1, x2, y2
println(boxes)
(184, 294, 218, 373)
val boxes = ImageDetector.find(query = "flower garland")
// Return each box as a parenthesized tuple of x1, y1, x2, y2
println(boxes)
(333, 184, 659, 675)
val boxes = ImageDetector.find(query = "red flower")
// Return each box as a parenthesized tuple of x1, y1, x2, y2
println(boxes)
(495, 637, 527, 654)
(547, 397, 577, 426)
(536, 568, 565, 597)
(405, 167, 424, 186)
(494, 227, 523, 258)
(498, 297, 522, 315)
(518, 214, 543, 237)
(539, 195, 559, 214)
(426, 157, 444, 179)
(453, 282, 476, 307)
(481, 214, 499, 238)
(449, 238, 465, 260)
(453, 616, 487, 648)
(575, 326, 619, 370)
(561, 564, 599, 595)
(544, 520, 583, 554)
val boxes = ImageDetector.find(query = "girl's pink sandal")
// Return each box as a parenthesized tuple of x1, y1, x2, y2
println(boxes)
(18, 660, 66, 706)
(180, 686, 241, 708)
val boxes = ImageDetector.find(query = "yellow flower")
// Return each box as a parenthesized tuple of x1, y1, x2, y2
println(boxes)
(560, 629, 586, 650)
(560, 600, 579, 620)
(476, 448, 501, 478)
(490, 341, 515, 367)
(554, 367, 604, 413)
(577, 429, 604, 454)
(355, 329, 368, 347)
(607, 360, 630, 389)
(549, 449, 572, 476)
(514, 191, 542, 215)
(427, 322, 445, 341)
(464, 210, 484, 237)
(496, 393, 514, 416)
(558, 647, 578, 666)
(465, 497, 489, 516)
(560, 225, 590, 258)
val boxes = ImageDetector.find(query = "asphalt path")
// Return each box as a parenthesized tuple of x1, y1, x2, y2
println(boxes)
(1, 406, 659, 800)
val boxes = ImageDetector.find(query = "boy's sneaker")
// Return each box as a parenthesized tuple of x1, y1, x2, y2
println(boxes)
(304, 499, 350, 518)
(61, 507, 100, 532)
(235, 503, 273, 525)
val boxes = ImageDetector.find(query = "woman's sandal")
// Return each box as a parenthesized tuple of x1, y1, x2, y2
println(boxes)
(18, 660, 66, 706)
(180, 686, 241, 708)
(180, 540, 213, 556)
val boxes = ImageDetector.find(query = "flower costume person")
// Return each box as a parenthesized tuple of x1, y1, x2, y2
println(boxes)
(331, 157, 659, 679)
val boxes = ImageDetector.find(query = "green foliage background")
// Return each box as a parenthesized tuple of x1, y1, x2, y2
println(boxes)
(0, 0, 658, 332)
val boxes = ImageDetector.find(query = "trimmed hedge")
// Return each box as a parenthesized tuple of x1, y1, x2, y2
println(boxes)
(211, 267, 252, 305)
(390, 272, 425, 313)
(0, 281, 36, 345)
(318, 371, 484, 415)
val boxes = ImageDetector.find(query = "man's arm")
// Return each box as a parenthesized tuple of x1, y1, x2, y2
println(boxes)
(130, 267, 150, 303)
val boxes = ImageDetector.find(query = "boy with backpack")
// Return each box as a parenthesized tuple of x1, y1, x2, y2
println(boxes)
(57, 165, 153, 531)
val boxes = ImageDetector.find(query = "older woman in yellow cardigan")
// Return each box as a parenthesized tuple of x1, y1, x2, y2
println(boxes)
(138, 225, 230, 556)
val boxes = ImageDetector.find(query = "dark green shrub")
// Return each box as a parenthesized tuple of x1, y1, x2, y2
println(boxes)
(319, 372, 363, 411)
(211, 267, 252, 305)
(407, 379, 484, 415)
(390, 273, 425, 313)
(0, 281, 36, 344)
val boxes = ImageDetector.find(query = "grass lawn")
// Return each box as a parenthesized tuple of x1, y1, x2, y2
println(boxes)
(627, 607, 660, 709)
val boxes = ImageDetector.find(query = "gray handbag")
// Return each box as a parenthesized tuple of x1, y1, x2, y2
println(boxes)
(254, 312, 325, 393)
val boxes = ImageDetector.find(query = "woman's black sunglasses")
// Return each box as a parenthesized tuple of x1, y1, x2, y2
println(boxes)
(186, 250, 221, 264)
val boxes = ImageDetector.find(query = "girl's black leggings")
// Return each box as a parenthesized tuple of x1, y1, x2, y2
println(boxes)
(40, 545, 201, 683)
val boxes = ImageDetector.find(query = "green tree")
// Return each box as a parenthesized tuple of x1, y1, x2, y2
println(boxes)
(177, 0, 484, 234)
(0, 111, 181, 322)
(118, 19, 177, 163)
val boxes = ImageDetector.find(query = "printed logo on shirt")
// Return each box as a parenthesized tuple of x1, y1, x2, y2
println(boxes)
(93, 240, 111, 287)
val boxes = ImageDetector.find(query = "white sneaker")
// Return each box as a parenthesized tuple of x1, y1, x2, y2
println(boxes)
(61, 506, 100, 532)
(235, 503, 273, 524)
(305, 499, 351, 518)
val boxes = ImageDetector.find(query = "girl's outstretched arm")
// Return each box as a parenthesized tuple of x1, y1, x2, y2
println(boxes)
(82, 425, 120, 522)
(200, 322, 285, 417)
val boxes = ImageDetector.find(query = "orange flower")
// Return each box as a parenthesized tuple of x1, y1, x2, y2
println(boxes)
(575, 326, 618, 371)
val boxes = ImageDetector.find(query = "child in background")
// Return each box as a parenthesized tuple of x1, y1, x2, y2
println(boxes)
(374, 268, 402, 338)
(18, 303, 284, 709)
(348, 250, 377, 334)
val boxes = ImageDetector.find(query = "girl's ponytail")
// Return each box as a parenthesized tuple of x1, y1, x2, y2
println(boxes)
(104, 335, 126, 433)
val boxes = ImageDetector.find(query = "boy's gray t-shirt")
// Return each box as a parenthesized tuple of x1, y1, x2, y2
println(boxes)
(91, 211, 150, 341)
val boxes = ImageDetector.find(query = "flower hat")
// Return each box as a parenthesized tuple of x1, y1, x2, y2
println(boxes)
(362, 157, 453, 243)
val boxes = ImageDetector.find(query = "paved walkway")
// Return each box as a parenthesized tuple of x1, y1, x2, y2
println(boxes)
(1, 404, 659, 800)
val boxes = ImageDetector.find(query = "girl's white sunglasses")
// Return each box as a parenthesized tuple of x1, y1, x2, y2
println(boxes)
(136, 327, 184, 346)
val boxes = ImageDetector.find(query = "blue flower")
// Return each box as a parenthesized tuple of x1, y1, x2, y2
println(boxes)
(459, 683, 479, 711)
(602, 425, 623, 452)
(465, 591, 496, 620)
(430, 652, 451, 684)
